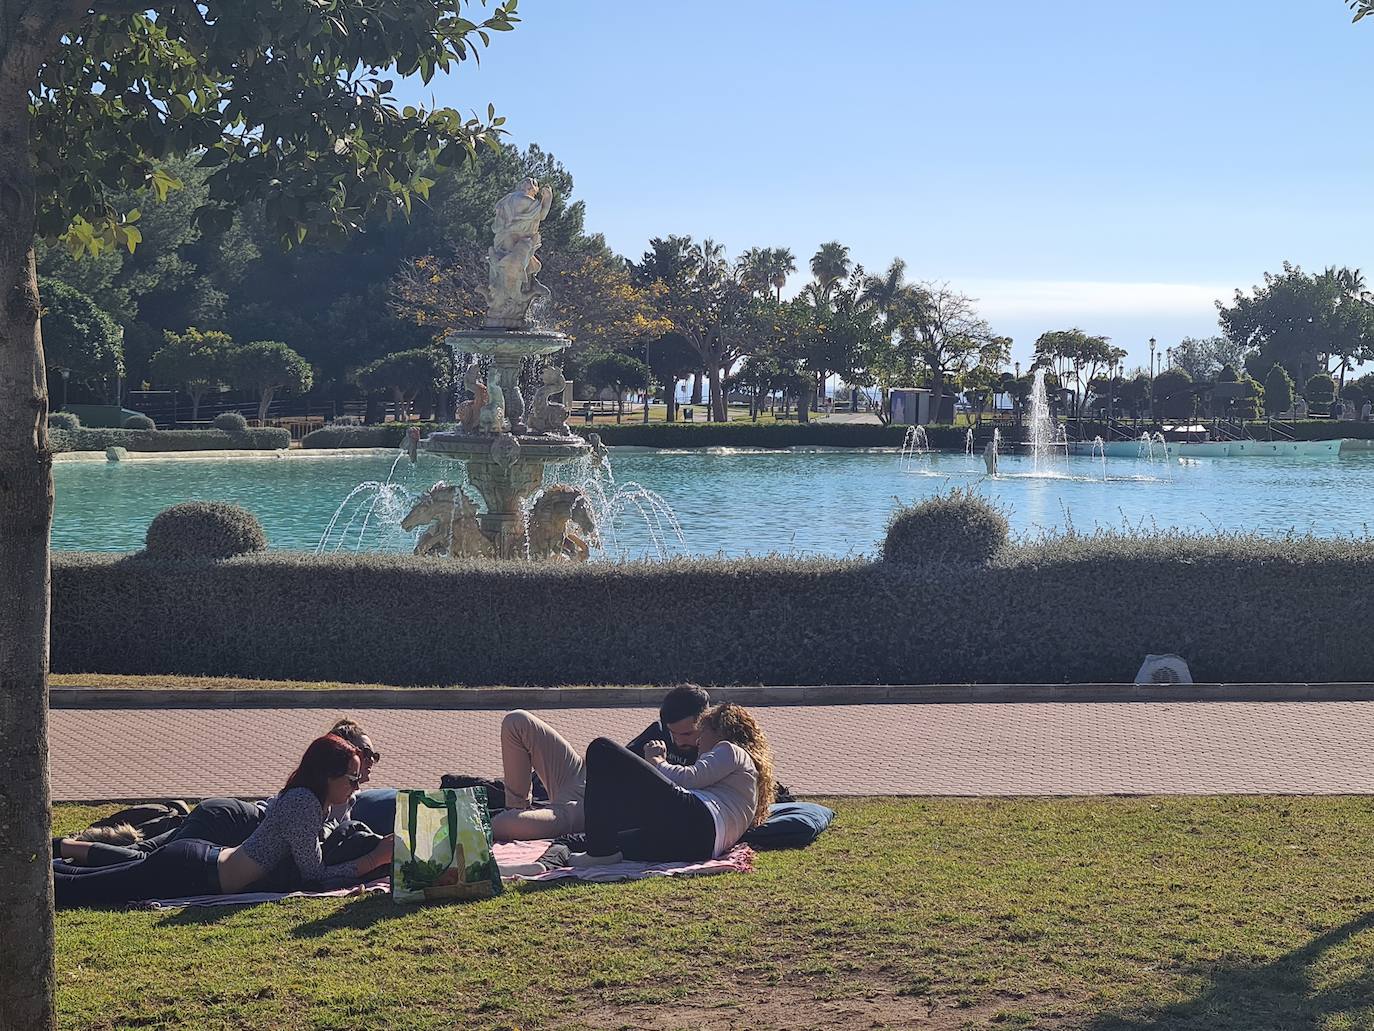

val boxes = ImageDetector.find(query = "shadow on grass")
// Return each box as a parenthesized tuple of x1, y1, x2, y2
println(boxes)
(1084, 911, 1374, 1031)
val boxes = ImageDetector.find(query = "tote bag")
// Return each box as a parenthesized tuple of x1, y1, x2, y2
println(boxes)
(392, 787, 502, 903)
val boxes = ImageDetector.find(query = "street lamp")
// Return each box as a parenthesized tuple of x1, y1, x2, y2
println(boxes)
(1148, 337, 1157, 422)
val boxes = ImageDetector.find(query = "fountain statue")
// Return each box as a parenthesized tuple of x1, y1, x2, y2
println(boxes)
(406, 179, 595, 561)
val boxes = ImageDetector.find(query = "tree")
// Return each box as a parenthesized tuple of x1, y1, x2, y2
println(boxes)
(0, 5, 520, 1026)
(1219, 263, 1374, 388)
(1032, 329, 1123, 419)
(1171, 335, 1252, 384)
(633, 235, 750, 422)
(1305, 372, 1336, 416)
(1264, 364, 1294, 418)
(888, 284, 1003, 424)
(231, 340, 313, 425)
(584, 351, 648, 422)
(1152, 368, 1195, 420)
(646, 332, 699, 422)
(37, 276, 123, 402)
(354, 346, 449, 422)
(149, 328, 233, 422)
(810, 241, 851, 302)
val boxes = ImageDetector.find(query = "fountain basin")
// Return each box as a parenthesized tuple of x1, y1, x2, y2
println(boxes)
(443, 328, 571, 360)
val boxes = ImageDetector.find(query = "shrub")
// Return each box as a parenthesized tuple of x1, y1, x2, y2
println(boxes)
(123, 414, 155, 430)
(568, 422, 994, 450)
(143, 502, 268, 561)
(1264, 365, 1294, 417)
(1305, 372, 1336, 416)
(48, 411, 80, 431)
(882, 488, 1010, 566)
(302, 422, 445, 449)
(213, 411, 249, 432)
(48, 427, 291, 453)
(49, 530, 1374, 686)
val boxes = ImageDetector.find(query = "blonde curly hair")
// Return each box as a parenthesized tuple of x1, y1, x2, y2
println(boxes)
(701, 703, 775, 828)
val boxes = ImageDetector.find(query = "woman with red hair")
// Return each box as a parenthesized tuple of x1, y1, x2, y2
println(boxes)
(55, 735, 393, 907)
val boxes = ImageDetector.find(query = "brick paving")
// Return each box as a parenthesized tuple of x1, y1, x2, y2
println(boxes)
(49, 700, 1374, 801)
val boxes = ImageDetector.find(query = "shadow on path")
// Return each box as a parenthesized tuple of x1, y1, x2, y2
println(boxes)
(1083, 912, 1374, 1031)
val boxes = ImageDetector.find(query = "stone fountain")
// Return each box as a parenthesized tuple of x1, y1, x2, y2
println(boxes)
(408, 179, 595, 560)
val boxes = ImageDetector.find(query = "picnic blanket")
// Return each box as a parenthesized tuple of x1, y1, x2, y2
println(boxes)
(133, 840, 753, 908)
(135, 878, 390, 910)
(493, 839, 755, 883)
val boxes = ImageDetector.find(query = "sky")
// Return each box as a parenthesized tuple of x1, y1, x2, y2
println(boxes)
(392, 1, 1374, 372)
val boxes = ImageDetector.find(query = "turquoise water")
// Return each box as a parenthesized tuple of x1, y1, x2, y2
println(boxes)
(51, 447, 1374, 558)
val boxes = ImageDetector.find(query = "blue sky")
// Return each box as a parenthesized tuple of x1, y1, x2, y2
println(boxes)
(394, 1, 1374, 371)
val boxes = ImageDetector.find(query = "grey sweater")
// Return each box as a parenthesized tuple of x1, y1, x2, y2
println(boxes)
(238, 787, 361, 886)
(658, 743, 758, 857)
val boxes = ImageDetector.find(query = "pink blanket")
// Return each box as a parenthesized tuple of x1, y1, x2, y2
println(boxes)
(135, 841, 753, 908)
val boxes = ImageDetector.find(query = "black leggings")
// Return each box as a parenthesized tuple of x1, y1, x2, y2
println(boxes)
(583, 738, 716, 862)
(80, 797, 265, 867)
(53, 839, 222, 908)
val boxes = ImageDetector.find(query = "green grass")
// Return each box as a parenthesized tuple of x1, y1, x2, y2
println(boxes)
(54, 797, 1374, 1031)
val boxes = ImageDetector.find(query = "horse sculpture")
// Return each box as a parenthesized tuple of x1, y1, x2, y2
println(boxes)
(522, 485, 596, 562)
(400, 483, 494, 559)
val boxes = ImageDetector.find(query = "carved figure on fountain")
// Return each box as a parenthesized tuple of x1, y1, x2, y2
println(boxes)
(455, 367, 491, 433)
(481, 178, 553, 329)
(400, 483, 494, 559)
(527, 365, 571, 435)
(479, 380, 507, 434)
(522, 485, 596, 562)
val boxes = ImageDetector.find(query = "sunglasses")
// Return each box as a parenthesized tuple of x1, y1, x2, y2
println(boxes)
(345, 773, 363, 787)
(363, 749, 381, 764)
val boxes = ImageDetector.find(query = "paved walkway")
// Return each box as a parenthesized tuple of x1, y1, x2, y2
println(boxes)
(49, 701, 1374, 801)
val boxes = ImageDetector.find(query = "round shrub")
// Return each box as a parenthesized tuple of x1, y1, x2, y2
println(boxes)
(882, 488, 1009, 566)
(213, 411, 249, 432)
(123, 414, 155, 430)
(48, 411, 80, 431)
(144, 502, 268, 561)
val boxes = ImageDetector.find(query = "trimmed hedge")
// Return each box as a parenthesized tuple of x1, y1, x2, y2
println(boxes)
(569, 422, 999, 450)
(212, 412, 249, 432)
(48, 411, 80, 431)
(49, 427, 291, 453)
(145, 502, 268, 560)
(302, 423, 445, 449)
(123, 414, 155, 430)
(50, 529, 1374, 685)
(884, 490, 1009, 566)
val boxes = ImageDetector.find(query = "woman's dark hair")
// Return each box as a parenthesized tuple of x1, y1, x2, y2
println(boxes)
(283, 734, 359, 804)
(660, 683, 711, 726)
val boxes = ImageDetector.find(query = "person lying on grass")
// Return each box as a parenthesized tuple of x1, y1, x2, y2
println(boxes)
(54, 717, 384, 868)
(54, 734, 393, 908)
(493, 683, 713, 842)
(569, 702, 775, 866)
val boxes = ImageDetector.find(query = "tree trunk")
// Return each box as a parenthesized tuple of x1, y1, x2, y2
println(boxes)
(0, 60, 56, 1031)
(708, 363, 726, 421)
(257, 387, 275, 426)
(665, 383, 676, 423)
(615, 392, 623, 423)
(930, 371, 944, 425)
(798, 379, 811, 424)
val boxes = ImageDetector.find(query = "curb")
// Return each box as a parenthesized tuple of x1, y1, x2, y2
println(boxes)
(48, 682, 1374, 710)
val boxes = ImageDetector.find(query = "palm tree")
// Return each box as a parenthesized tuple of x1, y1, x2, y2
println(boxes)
(810, 241, 851, 302)
(768, 247, 797, 303)
(860, 257, 909, 316)
(736, 247, 771, 297)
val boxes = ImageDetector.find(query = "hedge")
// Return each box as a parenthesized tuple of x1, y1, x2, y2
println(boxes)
(569, 422, 1004, 450)
(50, 427, 291, 453)
(50, 530, 1374, 686)
(301, 423, 445, 448)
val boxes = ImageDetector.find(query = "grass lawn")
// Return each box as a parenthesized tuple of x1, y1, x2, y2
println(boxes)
(53, 796, 1374, 1030)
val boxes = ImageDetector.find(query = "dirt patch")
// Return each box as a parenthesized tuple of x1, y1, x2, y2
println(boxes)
(567, 982, 1075, 1030)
